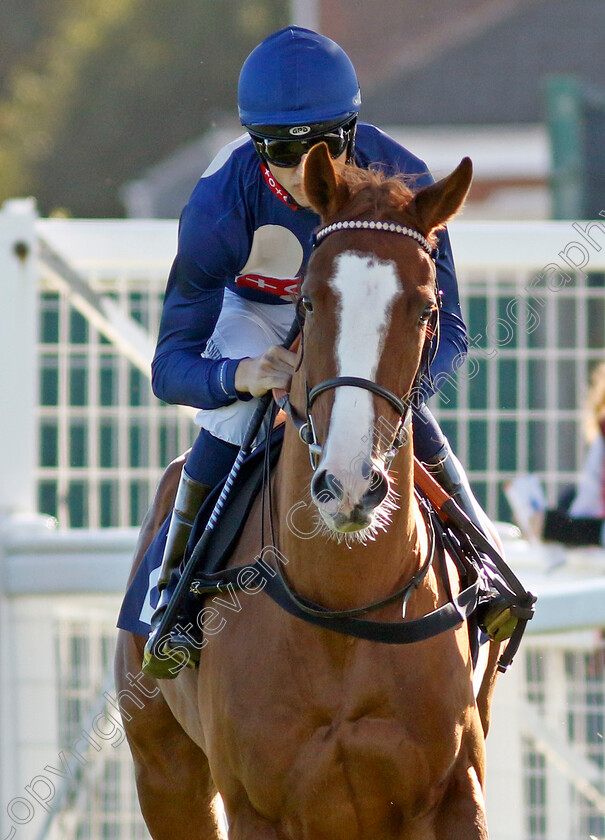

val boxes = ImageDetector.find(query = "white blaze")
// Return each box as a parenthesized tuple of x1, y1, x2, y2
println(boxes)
(320, 251, 400, 481)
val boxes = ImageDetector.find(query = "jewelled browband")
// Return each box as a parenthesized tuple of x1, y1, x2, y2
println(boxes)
(313, 220, 434, 257)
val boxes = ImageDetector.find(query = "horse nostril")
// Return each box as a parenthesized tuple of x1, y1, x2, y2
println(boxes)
(311, 470, 344, 504)
(326, 472, 344, 499)
(365, 469, 389, 507)
(310, 469, 327, 502)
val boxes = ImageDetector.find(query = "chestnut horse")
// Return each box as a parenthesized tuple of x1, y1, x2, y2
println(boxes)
(115, 145, 502, 839)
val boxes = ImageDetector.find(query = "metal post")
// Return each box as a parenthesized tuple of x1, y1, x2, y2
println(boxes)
(545, 76, 585, 220)
(0, 199, 39, 519)
(0, 198, 41, 840)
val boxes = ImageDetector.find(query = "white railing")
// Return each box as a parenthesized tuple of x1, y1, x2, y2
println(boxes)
(35, 217, 195, 530)
(444, 217, 605, 520)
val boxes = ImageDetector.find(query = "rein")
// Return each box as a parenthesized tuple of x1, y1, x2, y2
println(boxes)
(273, 491, 437, 621)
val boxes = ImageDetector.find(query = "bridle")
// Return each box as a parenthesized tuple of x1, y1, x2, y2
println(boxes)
(293, 219, 440, 471)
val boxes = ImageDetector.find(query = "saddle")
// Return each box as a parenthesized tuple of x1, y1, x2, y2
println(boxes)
(184, 424, 285, 574)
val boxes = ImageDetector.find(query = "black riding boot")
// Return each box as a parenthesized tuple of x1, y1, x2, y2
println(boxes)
(423, 441, 517, 642)
(142, 469, 210, 679)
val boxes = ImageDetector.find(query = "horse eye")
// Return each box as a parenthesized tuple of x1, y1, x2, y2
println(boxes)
(418, 305, 433, 324)
(302, 296, 314, 313)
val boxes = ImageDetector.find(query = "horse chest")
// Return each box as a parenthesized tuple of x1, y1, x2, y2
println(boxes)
(220, 707, 467, 840)
(209, 632, 469, 837)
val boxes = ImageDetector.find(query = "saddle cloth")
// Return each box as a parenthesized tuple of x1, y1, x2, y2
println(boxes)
(116, 427, 285, 637)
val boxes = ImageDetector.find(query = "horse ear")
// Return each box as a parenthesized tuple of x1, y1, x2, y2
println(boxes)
(410, 157, 473, 235)
(303, 143, 349, 219)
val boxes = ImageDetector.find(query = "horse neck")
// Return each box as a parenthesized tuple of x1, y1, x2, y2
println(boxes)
(274, 422, 424, 612)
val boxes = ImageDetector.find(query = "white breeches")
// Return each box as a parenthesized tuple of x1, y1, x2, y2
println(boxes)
(195, 289, 296, 446)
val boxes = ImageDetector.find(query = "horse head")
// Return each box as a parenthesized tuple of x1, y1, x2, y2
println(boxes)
(297, 143, 472, 541)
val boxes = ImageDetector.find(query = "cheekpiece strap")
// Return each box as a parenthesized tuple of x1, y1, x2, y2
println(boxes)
(313, 219, 435, 258)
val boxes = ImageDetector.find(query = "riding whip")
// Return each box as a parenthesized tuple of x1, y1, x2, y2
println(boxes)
(147, 315, 301, 665)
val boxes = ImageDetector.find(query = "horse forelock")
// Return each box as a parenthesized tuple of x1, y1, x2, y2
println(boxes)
(329, 164, 440, 246)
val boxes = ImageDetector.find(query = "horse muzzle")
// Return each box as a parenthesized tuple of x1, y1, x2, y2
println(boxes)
(310, 464, 390, 533)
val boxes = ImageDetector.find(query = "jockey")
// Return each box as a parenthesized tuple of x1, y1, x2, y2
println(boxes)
(142, 26, 498, 677)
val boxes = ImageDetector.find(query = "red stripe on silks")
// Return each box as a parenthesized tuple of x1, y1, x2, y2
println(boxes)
(261, 165, 298, 209)
(236, 274, 301, 297)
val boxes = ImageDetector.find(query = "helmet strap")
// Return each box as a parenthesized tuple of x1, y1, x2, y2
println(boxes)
(345, 121, 358, 164)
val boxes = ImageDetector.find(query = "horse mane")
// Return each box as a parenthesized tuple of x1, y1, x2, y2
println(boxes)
(331, 163, 440, 246)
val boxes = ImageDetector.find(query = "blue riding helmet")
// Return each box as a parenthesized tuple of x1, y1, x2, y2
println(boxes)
(238, 26, 361, 130)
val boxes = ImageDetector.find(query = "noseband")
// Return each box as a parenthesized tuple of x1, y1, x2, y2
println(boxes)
(297, 220, 439, 471)
(299, 376, 412, 471)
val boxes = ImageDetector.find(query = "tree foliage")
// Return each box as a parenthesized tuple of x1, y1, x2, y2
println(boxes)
(0, 0, 288, 216)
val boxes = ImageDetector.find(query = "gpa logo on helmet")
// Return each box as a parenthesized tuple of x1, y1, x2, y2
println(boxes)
(289, 125, 311, 136)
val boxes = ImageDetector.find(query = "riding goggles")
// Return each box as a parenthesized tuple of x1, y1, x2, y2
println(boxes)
(248, 119, 356, 168)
